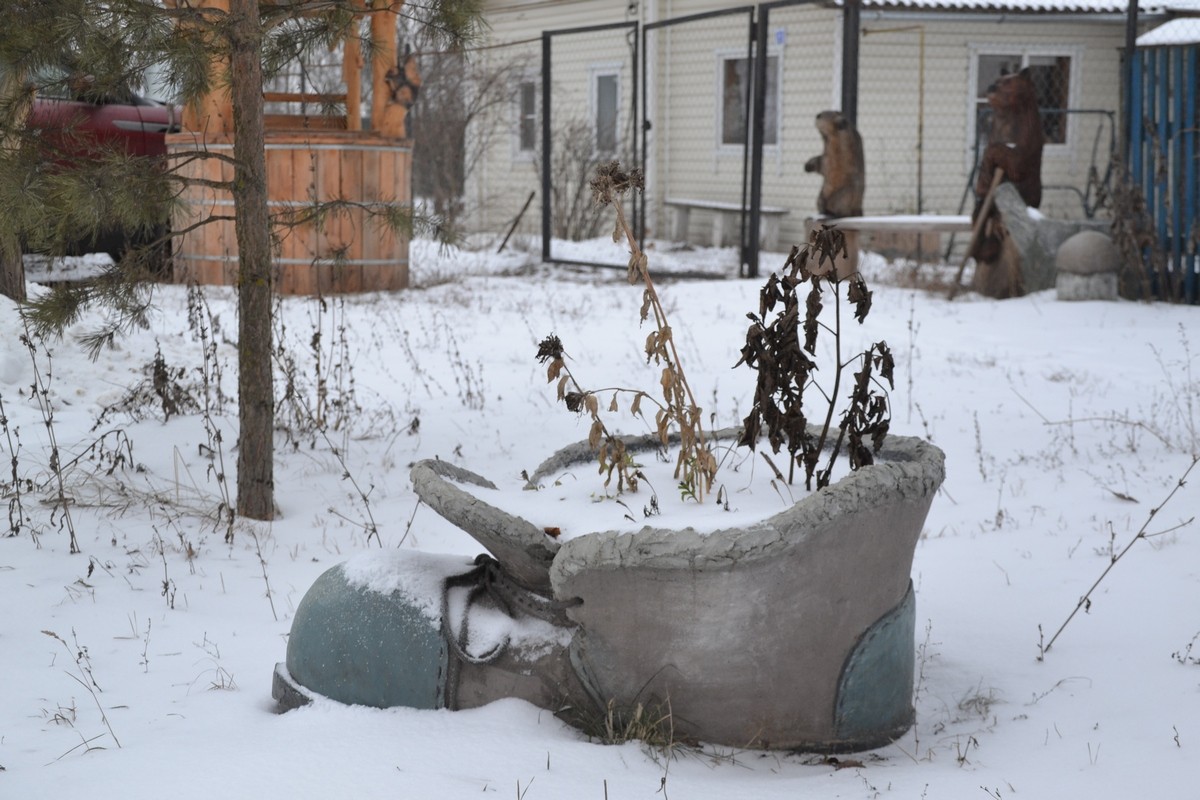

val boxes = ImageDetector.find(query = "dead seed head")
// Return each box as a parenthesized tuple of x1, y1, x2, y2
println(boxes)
(590, 160, 644, 206)
(536, 334, 565, 364)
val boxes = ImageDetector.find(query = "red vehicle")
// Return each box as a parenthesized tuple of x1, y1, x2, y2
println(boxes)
(24, 70, 178, 262)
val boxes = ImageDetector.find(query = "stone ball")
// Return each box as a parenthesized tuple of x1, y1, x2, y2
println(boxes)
(1055, 230, 1121, 276)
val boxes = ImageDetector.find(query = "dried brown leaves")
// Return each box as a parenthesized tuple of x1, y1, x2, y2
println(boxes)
(736, 225, 893, 490)
(536, 160, 715, 502)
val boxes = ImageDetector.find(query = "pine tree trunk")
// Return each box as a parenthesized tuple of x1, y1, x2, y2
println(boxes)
(228, 0, 274, 520)
(0, 69, 27, 303)
(0, 232, 25, 303)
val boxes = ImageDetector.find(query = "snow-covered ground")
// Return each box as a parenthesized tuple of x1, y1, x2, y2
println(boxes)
(2, 235, 1197, 799)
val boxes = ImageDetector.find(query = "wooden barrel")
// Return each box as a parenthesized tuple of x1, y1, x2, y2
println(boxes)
(166, 130, 411, 294)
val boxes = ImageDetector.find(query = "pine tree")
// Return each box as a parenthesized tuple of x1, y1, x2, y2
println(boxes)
(0, 0, 481, 520)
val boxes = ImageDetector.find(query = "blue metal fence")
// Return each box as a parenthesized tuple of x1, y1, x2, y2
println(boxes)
(1129, 41, 1199, 303)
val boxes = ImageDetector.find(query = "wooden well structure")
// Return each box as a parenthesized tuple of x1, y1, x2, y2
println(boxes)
(167, 1, 416, 294)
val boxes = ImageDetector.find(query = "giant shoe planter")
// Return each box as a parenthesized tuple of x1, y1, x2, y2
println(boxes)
(274, 431, 944, 752)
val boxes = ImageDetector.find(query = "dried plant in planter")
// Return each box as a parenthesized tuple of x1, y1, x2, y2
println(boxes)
(537, 161, 717, 502)
(736, 225, 894, 490)
(535, 332, 647, 495)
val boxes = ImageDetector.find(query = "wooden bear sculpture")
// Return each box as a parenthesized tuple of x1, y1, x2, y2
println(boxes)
(804, 110, 865, 218)
(970, 68, 1044, 272)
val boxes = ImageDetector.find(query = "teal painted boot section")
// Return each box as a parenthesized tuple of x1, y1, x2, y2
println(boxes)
(285, 563, 449, 710)
(834, 582, 916, 748)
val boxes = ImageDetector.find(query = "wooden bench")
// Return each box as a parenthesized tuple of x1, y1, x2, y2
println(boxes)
(801, 214, 974, 278)
(815, 214, 972, 234)
(665, 198, 790, 251)
(808, 214, 973, 262)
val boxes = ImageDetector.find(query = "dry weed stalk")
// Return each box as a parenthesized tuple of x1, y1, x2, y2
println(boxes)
(186, 285, 235, 543)
(93, 344, 200, 428)
(42, 629, 121, 748)
(536, 333, 651, 494)
(19, 321, 79, 553)
(270, 310, 381, 546)
(589, 161, 715, 501)
(0, 390, 33, 542)
(1105, 155, 1182, 302)
(249, 525, 279, 622)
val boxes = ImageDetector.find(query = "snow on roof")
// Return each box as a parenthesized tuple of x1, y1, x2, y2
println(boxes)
(860, 0, 1182, 13)
(860, 0, 1200, 47)
(1137, 17, 1200, 44)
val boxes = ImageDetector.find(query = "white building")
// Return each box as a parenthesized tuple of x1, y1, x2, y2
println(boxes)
(463, 0, 1190, 256)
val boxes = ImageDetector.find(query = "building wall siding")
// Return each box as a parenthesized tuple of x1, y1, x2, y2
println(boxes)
(472, 0, 1127, 252)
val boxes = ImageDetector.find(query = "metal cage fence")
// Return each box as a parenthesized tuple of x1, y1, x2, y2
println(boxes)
(540, 22, 638, 268)
(640, 7, 757, 256)
(481, 1, 1196, 297)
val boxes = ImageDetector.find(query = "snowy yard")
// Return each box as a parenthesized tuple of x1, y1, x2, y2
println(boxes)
(1, 236, 1197, 799)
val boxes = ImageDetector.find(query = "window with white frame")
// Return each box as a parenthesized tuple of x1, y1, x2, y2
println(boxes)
(972, 49, 1075, 148)
(592, 68, 620, 155)
(517, 79, 537, 153)
(720, 53, 780, 147)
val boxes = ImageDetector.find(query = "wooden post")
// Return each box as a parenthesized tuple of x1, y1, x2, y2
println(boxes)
(497, 191, 536, 253)
(171, 0, 235, 134)
(343, 12, 363, 131)
(370, 4, 404, 137)
(948, 167, 1003, 300)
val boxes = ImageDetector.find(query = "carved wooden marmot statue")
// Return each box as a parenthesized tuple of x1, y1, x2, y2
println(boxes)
(378, 48, 422, 138)
(804, 110, 865, 218)
(386, 49, 422, 110)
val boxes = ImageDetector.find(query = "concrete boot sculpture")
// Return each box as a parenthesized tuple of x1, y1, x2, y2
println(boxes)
(276, 429, 944, 752)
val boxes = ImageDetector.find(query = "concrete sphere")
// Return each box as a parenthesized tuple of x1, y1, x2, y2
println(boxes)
(1055, 230, 1121, 276)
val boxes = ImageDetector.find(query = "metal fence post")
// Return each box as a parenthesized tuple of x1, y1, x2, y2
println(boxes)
(841, 0, 860, 125)
(747, 9, 768, 279)
(541, 31, 552, 262)
(1123, 1, 1138, 163)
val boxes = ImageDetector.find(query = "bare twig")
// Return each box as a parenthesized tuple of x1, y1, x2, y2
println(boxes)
(1010, 384, 1178, 452)
(1041, 456, 1198, 656)
(249, 527, 279, 622)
